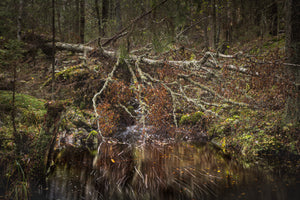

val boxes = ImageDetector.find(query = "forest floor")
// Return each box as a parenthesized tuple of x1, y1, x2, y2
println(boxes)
(1, 34, 299, 169)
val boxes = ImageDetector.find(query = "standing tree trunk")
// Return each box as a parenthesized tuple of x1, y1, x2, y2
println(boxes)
(94, 0, 102, 37)
(52, 0, 56, 100)
(225, 0, 232, 43)
(102, 0, 109, 36)
(75, 0, 80, 42)
(80, 0, 85, 43)
(57, 0, 64, 41)
(17, 0, 23, 41)
(285, 0, 300, 124)
(212, 0, 217, 49)
(115, 0, 122, 31)
(12, 0, 23, 149)
(12, 58, 17, 135)
(13, 0, 23, 132)
(269, 0, 278, 36)
(203, 1, 209, 50)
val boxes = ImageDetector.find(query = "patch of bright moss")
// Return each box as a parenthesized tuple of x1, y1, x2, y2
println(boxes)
(209, 107, 299, 160)
(42, 64, 86, 87)
(0, 90, 46, 124)
(0, 90, 45, 111)
(127, 106, 135, 115)
(179, 111, 204, 125)
(262, 37, 285, 49)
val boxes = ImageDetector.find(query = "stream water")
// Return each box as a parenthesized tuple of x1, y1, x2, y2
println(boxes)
(29, 142, 300, 200)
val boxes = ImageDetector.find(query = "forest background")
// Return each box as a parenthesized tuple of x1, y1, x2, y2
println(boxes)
(0, 0, 299, 199)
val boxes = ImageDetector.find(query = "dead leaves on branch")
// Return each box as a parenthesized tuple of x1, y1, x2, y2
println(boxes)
(96, 102, 120, 136)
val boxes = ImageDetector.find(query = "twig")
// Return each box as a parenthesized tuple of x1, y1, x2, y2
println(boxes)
(92, 57, 120, 141)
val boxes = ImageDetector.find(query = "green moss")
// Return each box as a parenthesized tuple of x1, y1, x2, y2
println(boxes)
(20, 109, 44, 125)
(0, 90, 45, 110)
(42, 64, 86, 87)
(179, 111, 205, 125)
(179, 114, 190, 125)
(85, 130, 98, 142)
(90, 130, 98, 136)
(209, 107, 299, 161)
(79, 102, 86, 110)
(119, 44, 129, 59)
(0, 90, 46, 126)
(127, 106, 135, 115)
(190, 111, 204, 124)
(262, 37, 285, 49)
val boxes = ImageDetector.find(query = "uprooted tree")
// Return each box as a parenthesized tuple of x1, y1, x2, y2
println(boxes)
(43, 37, 291, 142)
(10, 0, 293, 144)
(30, 0, 292, 142)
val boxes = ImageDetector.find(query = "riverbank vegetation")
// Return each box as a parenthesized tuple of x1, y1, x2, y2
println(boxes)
(1, 0, 299, 199)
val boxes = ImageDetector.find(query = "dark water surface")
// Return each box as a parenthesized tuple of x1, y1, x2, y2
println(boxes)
(31, 142, 300, 200)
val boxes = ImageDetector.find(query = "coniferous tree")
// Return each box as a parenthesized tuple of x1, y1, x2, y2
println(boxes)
(80, 0, 85, 43)
(52, 0, 56, 100)
(285, 0, 300, 124)
(102, 0, 109, 36)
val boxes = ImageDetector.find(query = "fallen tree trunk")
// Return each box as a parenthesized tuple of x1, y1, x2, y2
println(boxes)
(46, 42, 94, 53)
(47, 41, 257, 77)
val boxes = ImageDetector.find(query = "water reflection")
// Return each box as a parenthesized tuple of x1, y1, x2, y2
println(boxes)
(41, 142, 300, 200)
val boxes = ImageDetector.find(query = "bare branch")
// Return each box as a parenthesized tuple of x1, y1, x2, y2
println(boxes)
(178, 74, 249, 107)
(175, 16, 210, 40)
(119, 103, 136, 119)
(101, 0, 168, 47)
(92, 57, 120, 141)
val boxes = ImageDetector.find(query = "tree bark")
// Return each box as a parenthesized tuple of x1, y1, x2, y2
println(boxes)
(94, 0, 101, 36)
(57, 2, 62, 41)
(17, 0, 23, 41)
(52, 0, 56, 101)
(212, 0, 217, 49)
(12, 59, 17, 135)
(285, 0, 300, 124)
(75, 0, 80, 42)
(43, 101, 65, 175)
(102, 0, 109, 36)
(35, 101, 66, 184)
(13, 0, 22, 152)
(46, 41, 94, 52)
(203, 17, 209, 49)
(45, 41, 252, 76)
(269, 0, 278, 36)
(80, 0, 85, 43)
(115, 0, 122, 31)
